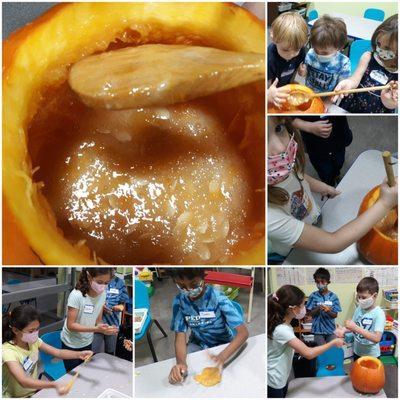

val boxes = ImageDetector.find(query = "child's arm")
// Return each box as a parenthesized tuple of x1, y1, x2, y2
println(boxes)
(292, 118, 333, 139)
(345, 320, 383, 343)
(304, 174, 341, 198)
(66, 307, 117, 335)
(169, 332, 188, 384)
(288, 336, 344, 360)
(210, 324, 249, 366)
(39, 341, 93, 361)
(4, 361, 68, 395)
(332, 52, 371, 102)
(294, 179, 397, 253)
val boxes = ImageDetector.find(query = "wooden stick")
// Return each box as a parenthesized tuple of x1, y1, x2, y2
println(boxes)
(382, 151, 396, 187)
(312, 84, 392, 98)
(65, 371, 79, 393)
(83, 353, 93, 365)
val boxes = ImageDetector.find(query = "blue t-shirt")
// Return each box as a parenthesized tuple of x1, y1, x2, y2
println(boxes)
(305, 49, 351, 92)
(170, 285, 243, 349)
(103, 276, 130, 327)
(352, 305, 385, 357)
(306, 290, 341, 335)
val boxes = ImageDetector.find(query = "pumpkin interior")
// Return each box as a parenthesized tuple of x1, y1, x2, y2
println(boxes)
(22, 20, 265, 264)
(359, 359, 379, 369)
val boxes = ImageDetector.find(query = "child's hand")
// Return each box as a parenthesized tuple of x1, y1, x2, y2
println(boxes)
(378, 178, 398, 210)
(123, 339, 133, 351)
(112, 304, 125, 312)
(56, 383, 70, 396)
(308, 120, 333, 138)
(320, 184, 341, 199)
(345, 320, 357, 332)
(78, 350, 93, 361)
(332, 338, 344, 348)
(209, 352, 226, 367)
(268, 78, 290, 108)
(320, 304, 331, 313)
(331, 79, 357, 102)
(381, 81, 398, 109)
(298, 63, 307, 77)
(169, 363, 188, 384)
(334, 324, 346, 338)
(96, 323, 119, 335)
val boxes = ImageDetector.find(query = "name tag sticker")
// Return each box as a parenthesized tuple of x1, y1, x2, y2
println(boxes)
(109, 288, 119, 295)
(370, 69, 389, 85)
(362, 318, 373, 326)
(324, 301, 333, 306)
(22, 357, 34, 372)
(199, 311, 216, 318)
(83, 304, 94, 314)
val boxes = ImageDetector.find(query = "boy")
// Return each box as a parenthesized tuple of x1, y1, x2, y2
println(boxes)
(336, 277, 385, 360)
(306, 268, 341, 345)
(168, 268, 248, 384)
(268, 11, 309, 108)
(303, 15, 351, 93)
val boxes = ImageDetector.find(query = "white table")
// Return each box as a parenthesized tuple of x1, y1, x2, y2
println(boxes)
(33, 353, 132, 398)
(308, 12, 381, 41)
(287, 376, 386, 397)
(135, 334, 265, 398)
(284, 150, 398, 265)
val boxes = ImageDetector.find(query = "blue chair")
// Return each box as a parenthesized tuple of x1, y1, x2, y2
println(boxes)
(39, 331, 67, 380)
(316, 346, 345, 377)
(135, 280, 167, 362)
(364, 8, 385, 22)
(349, 39, 371, 73)
(308, 9, 318, 22)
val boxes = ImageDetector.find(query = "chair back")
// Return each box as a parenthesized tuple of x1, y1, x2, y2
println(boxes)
(349, 40, 372, 73)
(39, 331, 67, 380)
(364, 8, 385, 21)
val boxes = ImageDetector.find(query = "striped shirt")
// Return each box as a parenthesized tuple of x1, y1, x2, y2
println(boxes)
(306, 290, 341, 335)
(103, 276, 130, 327)
(170, 285, 243, 349)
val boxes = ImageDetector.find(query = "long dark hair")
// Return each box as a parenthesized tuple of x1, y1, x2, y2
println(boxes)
(2, 305, 40, 343)
(76, 268, 113, 297)
(268, 285, 305, 339)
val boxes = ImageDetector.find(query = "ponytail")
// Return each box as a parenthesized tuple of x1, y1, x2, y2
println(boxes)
(76, 267, 113, 297)
(268, 285, 305, 339)
(2, 305, 40, 343)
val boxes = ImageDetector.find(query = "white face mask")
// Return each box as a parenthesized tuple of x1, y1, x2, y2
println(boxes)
(373, 52, 398, 73)
(376, 45, 396, 61)
(316, 51, 337, 63)
(357, 295, 376, 309)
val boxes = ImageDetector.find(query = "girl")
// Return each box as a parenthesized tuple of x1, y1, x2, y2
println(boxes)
(333, 14, 398, 113)
(268, 285, 344, 398)
(268, 117, 398, 264)
(61, 267, 118, 372)
(2, 305, 92, 398)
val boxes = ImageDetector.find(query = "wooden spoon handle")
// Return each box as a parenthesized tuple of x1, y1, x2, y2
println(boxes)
(313, 84, 392, 98)
(382, 151, 396, 187)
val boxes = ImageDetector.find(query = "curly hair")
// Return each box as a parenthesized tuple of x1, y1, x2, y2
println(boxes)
(76, 267, 113, 297)
(268, 285, 305, 339)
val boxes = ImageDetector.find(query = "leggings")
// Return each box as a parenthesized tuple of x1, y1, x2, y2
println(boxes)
(61, 341, 92, 372)
(268, 382, 289, 398)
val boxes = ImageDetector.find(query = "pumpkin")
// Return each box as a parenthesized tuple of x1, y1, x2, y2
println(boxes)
(3, 3, 265, 265)
(357, 185, 398, 265)
(267, 84, 326, 114)
(350, 356, 385, 394)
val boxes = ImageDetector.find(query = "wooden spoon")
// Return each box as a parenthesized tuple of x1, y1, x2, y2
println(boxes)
(69, 44, 265, 110)
(382, 151, 398, 229)
(288, 83, 394, 107)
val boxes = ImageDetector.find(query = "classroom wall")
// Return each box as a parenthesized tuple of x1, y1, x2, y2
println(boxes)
(309, 2, 398, 19)
(268, 267, 398, 325)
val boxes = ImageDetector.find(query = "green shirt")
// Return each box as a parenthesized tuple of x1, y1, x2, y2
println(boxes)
(61, 289, 106, 348)
(2, 338, 43, 398)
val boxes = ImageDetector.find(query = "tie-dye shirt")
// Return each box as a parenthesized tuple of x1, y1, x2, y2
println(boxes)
(305, 49, 351, 93)
(170, 285, 243, 349)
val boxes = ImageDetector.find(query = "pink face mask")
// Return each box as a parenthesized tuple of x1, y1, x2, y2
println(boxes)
(91, 280, 107, 294)
(22, 331, 39, 344)
(290, 305, 306, 320)
(268, 135, 298, 185)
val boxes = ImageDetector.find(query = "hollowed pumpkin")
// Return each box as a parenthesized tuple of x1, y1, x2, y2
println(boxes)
(267, 84, 325, 114)
(350, 356, 385, 394)
(357, 185, 398, 265)
(3, 3, 265, 265)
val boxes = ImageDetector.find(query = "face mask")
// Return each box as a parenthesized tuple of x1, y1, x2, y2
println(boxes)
(177, 281, 204, 299)
(358, 295, 375, 310)
(268, 135, 298, 185)
(90, 280, 107, 294)
(317, 283, 327, 292)
(316, 52, 337, 63)
(373, 52, 398, 73)
(22, 331, 39, 344)
(376, 45, 396, 61)
(290, 305, 306, 320)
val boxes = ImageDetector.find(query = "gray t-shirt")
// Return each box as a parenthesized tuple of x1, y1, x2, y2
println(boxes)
(61, 289, 106, 348)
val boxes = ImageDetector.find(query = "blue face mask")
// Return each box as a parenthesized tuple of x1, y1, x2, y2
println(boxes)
(176, 281, 204, 298)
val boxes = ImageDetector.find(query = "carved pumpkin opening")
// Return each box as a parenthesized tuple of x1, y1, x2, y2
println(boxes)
(359, 359, 379, 369)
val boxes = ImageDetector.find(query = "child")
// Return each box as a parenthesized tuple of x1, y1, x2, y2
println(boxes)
(2, 305, 92, 398)
(268, 12, 309, 108)
(268, 285, 343, 398)
(334, 14, 398, 113)
(61, 268, 118, 372)
(306, 268, 341, 345)
(268, 117, 398, 264)
(302, 15, 351, 93)
(168, 268, 248, 384)
(93, 268, 130, 355)
(335, 277, 385, 359)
